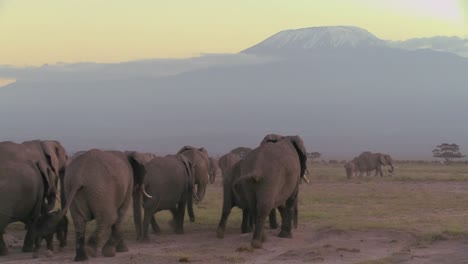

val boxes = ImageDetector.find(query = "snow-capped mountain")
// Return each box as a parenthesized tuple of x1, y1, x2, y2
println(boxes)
(390, 36, 468, 57)
(242, 26, 386, 56)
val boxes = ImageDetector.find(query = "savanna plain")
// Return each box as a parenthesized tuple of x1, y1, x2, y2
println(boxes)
(2, 162, 468, 264)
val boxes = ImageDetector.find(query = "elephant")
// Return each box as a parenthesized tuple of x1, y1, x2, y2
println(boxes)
(0, 140, 68, 255)
(344, 160, 359, 179)
(134, 155, 195, 242)
(218, 152, 242, 181)
(229, 147, 252, 159)
(177, 146, 210, 203)
(232, 134, 307, 248)
(30, 210, 68, 258)
(208, 157, 219, 184)
(354, 152, 394, 177)
(40, 149, 149, 261)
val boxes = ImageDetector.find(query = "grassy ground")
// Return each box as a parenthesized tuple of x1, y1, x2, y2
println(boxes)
(11, 162, 468, 244)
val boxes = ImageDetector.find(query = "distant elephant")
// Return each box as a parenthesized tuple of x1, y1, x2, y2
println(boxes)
(208, 157, 219, 184)
(177, 146, 210, 203)
(232, 134, 307, 248)
(344, 160, 359, 179)
(30, 210, 68, 258)
(42, 149, 149, 261)
(354, 152, 394, 177)
(134, 155, 195, 242)
(218, 152, 242, 181)
(0, 140, 68, 255)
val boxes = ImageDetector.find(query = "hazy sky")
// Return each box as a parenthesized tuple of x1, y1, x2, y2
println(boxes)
(1, 0, 466, 66)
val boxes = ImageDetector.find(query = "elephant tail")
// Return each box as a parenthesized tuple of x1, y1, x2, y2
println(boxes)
(58, 184, 80, 219)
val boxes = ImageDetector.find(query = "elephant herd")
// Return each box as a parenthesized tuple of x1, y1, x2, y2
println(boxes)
(344, 151, 394, 178)
(0, 134, 308, 261)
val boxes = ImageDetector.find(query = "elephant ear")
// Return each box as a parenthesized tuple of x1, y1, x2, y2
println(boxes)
(41, 141, 60, 176)
(287, 136, 308, 178)
(260, 134, 284, 146)
(379, 154, 389, 166)
(34, 161, 56, 212)
(177, 145, 196, 155)
(127, 152, 147, 187)
(180, 155, 195, 189)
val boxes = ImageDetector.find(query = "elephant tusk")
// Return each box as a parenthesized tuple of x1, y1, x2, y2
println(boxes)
(142, 188, 152, 199)
(302, 175, 310, 184)
(193, 190, 200, 202)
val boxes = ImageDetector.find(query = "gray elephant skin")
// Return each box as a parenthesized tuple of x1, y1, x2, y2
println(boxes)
(177, 146, 210, 202)
(134, 155, 195, 242)
(208, 157, 219, 184)
(49, 149, 149, 261)
(353, 152, 394, 177)
(232, 134, 307, 248)
(0, 140, 68, 255)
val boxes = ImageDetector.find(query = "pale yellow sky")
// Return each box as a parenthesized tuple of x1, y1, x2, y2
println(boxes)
(0, 0, 466, 66)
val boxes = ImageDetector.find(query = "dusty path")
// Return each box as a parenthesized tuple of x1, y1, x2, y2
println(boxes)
(1, 180, 468, 263)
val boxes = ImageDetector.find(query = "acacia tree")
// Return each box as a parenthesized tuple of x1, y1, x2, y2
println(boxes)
(432, 143, 465, 164)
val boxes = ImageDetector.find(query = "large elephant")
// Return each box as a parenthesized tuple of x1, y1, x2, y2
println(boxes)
(0, 140, 68, 255)
(208, 157, 219, 184)
(45, 149, 149, 261)
(177, 146, 210, 203)
(218, 152, 242, 181)
(354, 152, 394, 177)
(134, 155, 195, 242)
(232, 134, 307, 248)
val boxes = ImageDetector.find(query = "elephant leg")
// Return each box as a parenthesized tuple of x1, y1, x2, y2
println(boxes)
(251, 207, 268, 249)
(293, 201, 298, 229)
(278, 197, 295, 239)
(0, 234, 7, 256)
(46, 234, 54, 251)
(216, 205, 233, 239)
(141, 209, 154, 243)
(22, 227, 34, 252)
(187, 195, 195, 223)
(150, 216, 161, 234)
(174, 196, 187, 234)
(241, 209, 252, 233)
(73, 217, 88, 261)
(87, 216, 112, 258)
(32, 236, 41, 258)
(269, 209, 279, 229)
(58, 216, 69, 248)
(102, 225, 122, 257)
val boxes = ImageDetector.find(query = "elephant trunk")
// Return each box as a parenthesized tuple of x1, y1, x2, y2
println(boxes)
(133, 189, 143, 240)
(388, 164, 394, 173)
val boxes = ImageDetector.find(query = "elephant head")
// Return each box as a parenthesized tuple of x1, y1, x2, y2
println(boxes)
(40, 141, 68, 178)
(177, 145, 210, 202)
(260, 134, 284, 146)
(379, 154, 394, 173)
(179, 155, 197, 201)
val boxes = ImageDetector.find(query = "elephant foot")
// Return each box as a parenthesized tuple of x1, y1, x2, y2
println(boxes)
(278, 230, 292, 238)
(59, 241, 67, 248)
(85, 246, 97, 258)
(74, 252, 89, 262)
(269, 223, 279, 229)
(216, 228, 225, 239)
(22, 244, 34, 253)
(251, 239, 262, 249)
(241, 226, 253, 234)
(139, 236, 151, 243)
(189, 217, 195, 223)
(0, 246, 8, 256)
(45, 249, 54, 258)
(174, 228, 184, 235)
(116, 241, 129, 252)
(102, 245, 116, 257)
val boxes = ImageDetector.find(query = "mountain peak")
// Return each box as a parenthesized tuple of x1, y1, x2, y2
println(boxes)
(242, 26, 385, 56)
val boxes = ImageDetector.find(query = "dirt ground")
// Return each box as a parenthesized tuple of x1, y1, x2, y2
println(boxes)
(1, 180, 468, 264)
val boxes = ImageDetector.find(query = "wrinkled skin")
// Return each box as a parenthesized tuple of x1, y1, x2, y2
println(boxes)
(134, 155, 195, 242)
(229, 147, 252, 159)
(354, 152, 394, 177)
(177, 146, 210, 203)
(232, 134, 307, 248)
(39, 149, 148, 261)
(0, 140, 68, 255)
(208, 157, 219, 184)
